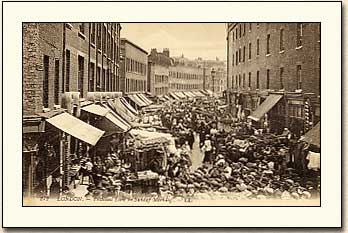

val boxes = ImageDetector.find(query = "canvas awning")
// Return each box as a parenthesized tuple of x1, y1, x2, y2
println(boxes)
(170, 92, 181, 100)
(175, 92, 187, 99)
(248, 94, 283, 122)
(107, 99, 137, 123)
(46, 112, 104, 146)
(194, 91, 206, 97)
(300, 122, 320, 148)
(187, 91, 197, 97)
(120, 97, 139, 115)
(101, 103, 132, 132)
(130, 129, 173, 145)
(137, 93, 153, 105)
(128, 94, 148, 107)
(81, 104, 109, 116)
(182, 92, 192, 98)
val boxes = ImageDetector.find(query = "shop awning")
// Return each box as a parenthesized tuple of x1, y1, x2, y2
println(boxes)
(187, 91, 197, 97)
(137, 93, 153, 105)
(175, 92, 187, 99)
(248, 94, 283, 122)
(182, 92, 192, 98)
(128, 94, 148, 107)
(120, 97, 139, 115)
(107, 99, 137, 123)
(81, 104, 109, 116)
(46, 112, 104, 146)
(300, 122, 320, 148)
(101, 104, 132, 132)
(170, 92, 181, 100)
(164, 95, 172, 101)
(194, 91, 206, 97)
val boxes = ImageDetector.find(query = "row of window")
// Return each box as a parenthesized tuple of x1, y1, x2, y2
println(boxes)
(89, 62, 120, 93)
(155, 75, 169, 84)
(74, 23, 120, 62)
(126, 58, 147, 75)
(125, 78, 146, 93)
(170, 83, 202, 90)
(231, 23, 253, 41)
(230, 65, 302, 90)
(155, 87, 169, 96)
(169, 71, 201, 80)
(232, 24, 303, 66)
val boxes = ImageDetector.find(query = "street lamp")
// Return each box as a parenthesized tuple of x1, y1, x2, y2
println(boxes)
(211, 68, 216, 94)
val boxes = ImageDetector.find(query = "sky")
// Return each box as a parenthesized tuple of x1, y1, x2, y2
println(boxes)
(121, 23, 227, 61)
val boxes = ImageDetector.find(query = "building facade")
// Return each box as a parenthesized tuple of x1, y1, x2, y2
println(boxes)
(191, 58, 227, 93)
(227, 23, 320, 94)
(147, 48, 171, 96)
(120, 38, 148, 94)
(169, 56, 204, 92)
(22, 22, 122, 197)
(226, 23, 320, 135)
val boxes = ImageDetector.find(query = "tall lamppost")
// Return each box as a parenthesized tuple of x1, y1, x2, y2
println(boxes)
(211, 68, 216, 94)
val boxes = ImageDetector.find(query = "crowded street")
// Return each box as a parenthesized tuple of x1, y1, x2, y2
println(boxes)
(41, 93, 320, 204)
(22, 23, 321, 206)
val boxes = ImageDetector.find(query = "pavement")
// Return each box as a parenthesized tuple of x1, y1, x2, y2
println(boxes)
(190, 133, 204, 170)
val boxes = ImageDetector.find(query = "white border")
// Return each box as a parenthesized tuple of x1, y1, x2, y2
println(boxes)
(2, 1, 342, 227)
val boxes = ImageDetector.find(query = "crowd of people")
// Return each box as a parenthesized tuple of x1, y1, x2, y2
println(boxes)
(156, 98, 320, 201)
(61, 97, 320, 201)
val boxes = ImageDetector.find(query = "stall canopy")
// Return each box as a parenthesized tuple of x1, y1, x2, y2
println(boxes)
(187, 91, 197, 98)
(300, 122, 320, 148)
(81, 104, 109, 116)
(170, 92, 181, 100)
(248, 94, 283, 122)
(128, 94, 148, 107)
(137, 93, 153, 105)
(46, 112, 104, 146)
(194, 91, 206, 97)
(175, 92, 187, 99)
(101, 103, 132, 132)
(130, 129, 174, 146)
(82, 104, 131, 132)
(120, 97, 139, 115)
(107, 99, 137, 123)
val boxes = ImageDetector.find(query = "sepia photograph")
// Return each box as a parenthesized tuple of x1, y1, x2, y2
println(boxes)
(22, 22, 321, 206)
(2, 0, 342, 228)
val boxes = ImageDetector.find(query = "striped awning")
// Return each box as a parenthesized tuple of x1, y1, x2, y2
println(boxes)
(137, 93, 153, 105)
(248, 94, 283, 122)
(128, 94, 148, 107)
(170, 92, 181, 100)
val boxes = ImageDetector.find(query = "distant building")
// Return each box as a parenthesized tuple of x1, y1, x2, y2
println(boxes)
(120, 38, 148, 94)
(169, 55, 204, 92)
(189, 57, 227, 94)
(147, 48, 171, 96)
(226, 23, 320, 135)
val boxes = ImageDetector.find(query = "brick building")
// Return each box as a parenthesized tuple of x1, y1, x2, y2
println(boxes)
(169, 55, 204, 92)
(120, 38, 148, 94)
(147, 48, 171, 96)
(226, 23, 320, 135)
(22, 23, 122, 197)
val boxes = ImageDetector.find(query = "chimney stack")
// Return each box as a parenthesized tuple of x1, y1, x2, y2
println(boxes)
(163, 48, 170, 57)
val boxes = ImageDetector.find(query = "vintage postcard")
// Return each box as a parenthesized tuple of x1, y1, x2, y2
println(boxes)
(22, 22, 321, 207)
(2, 1, 342, 228)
